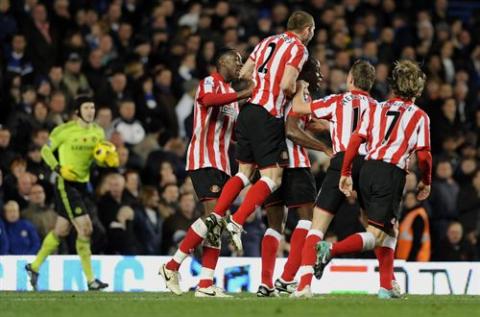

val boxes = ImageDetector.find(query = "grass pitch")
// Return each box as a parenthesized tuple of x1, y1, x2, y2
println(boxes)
(1, 292, 478, 317)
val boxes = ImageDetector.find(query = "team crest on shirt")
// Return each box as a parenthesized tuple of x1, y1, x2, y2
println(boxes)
(281, 150, 289, 160)
(210, 185, 221, 193)
(75, 207, 82, 215)
(21, 230, 28, 237)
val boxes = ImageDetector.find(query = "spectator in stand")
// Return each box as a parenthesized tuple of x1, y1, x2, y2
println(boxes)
(134, 186, 164, 255)
(433, 221, 478, 261)
(47, 91, 69, 126)
(22, 3, 58, 76)
(159, 183, 180, 219)
(397, 191, 431, 261)
(429, 160, 460, 242)
(123, 170, 141, 208)
(5, 34, 34, 84)
(0, 126, 17, 173)
(162, 192, 197, 254)
(3, 200, 40, 255)
(457, 169, 480, 237)
(97, 173, 129, 229)
(111, 99, 146, 148)
(0, 215, 9, 255)
(4, 170, 35, 210)
(106, 206, 137, 255)
(22, 183, 56, 240)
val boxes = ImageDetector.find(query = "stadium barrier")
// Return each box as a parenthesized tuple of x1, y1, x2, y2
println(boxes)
(0, 256, 479, 294)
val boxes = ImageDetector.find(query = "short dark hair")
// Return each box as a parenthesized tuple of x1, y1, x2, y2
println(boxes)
(214, 47, 236, 69)
(287, 11, 314, 32)
(298, 56, 321, 94)
(350, 60, 376, 91)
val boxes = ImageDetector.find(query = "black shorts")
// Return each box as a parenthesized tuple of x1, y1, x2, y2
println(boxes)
(264, 168, 316, 208)
(315, 152, 365, 214)
(189, 168, 229, 201)
(235, 103, 289, 169)
(359, 160, 406, 230)
(54, 177, 89, 220)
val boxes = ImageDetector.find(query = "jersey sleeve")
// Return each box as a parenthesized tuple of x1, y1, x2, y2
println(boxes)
(286, 44, 308, 71)
(41, 124, 67, 170)
(197, 77, 217, 104)
(310, 94, 339, 120)
(46, 124, 67, 151)
(415, 113, 431, 151)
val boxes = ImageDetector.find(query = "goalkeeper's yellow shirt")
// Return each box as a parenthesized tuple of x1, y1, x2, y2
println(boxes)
(41, 121, 105, 183)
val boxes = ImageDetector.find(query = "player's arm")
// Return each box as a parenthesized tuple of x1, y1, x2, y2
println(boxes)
(41, 125, 78, 181)
(280, 66, 300, 98)
(40, 126, 63, 171)
(198, 78, 252, 107)
(239, 58, 255, 80)
(415, 113, 432, 200)
(281, 45, 308, 98)
(292, 80, 312, 114)
(285, 114, 332, 156)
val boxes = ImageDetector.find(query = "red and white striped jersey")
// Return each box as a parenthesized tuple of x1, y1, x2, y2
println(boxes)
(285, 103, 311, 168)
(186, 73, 239, 175)
(248, 32, 308, 118)
(311, 90, 376, 155)
(358, 98, 431, 170)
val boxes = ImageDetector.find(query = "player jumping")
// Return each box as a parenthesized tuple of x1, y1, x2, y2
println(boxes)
(258, 57, 331, 297)
(204, 11, 315, 254)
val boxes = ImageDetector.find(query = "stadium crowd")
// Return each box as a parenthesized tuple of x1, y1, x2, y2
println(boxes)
(0, 0, 479, 261)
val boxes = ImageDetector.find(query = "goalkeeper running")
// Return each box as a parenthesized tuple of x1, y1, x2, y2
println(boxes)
(25, 96, 119, 291)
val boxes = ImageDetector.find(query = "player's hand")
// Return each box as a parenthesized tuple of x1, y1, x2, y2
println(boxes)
(58, 165, 78, 181)
(295, 80, 309, 94)
(339, 175, 353, 197)
(324, 148, 333, 158)
(237, 79, 254, 99)
(104, 151, 120, 168)
(416, 181, 431, 200)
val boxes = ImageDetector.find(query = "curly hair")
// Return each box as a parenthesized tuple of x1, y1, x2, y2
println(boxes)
(298, 56, 322, 95)
(391, 60, 426, 99)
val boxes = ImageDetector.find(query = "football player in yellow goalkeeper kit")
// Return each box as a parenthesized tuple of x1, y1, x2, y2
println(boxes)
(26, 96, 119, 291)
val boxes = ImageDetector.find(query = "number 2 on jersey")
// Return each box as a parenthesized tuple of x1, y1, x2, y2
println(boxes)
(258, 43, 277, 74)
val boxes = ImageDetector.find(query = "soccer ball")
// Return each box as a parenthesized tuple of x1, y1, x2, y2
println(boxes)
(93, 141, 116, 164)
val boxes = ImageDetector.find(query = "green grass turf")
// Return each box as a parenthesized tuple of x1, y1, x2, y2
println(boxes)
(1, 292, 478, 317)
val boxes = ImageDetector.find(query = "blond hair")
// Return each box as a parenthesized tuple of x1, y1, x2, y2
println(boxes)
(391, 60, 426, 99)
